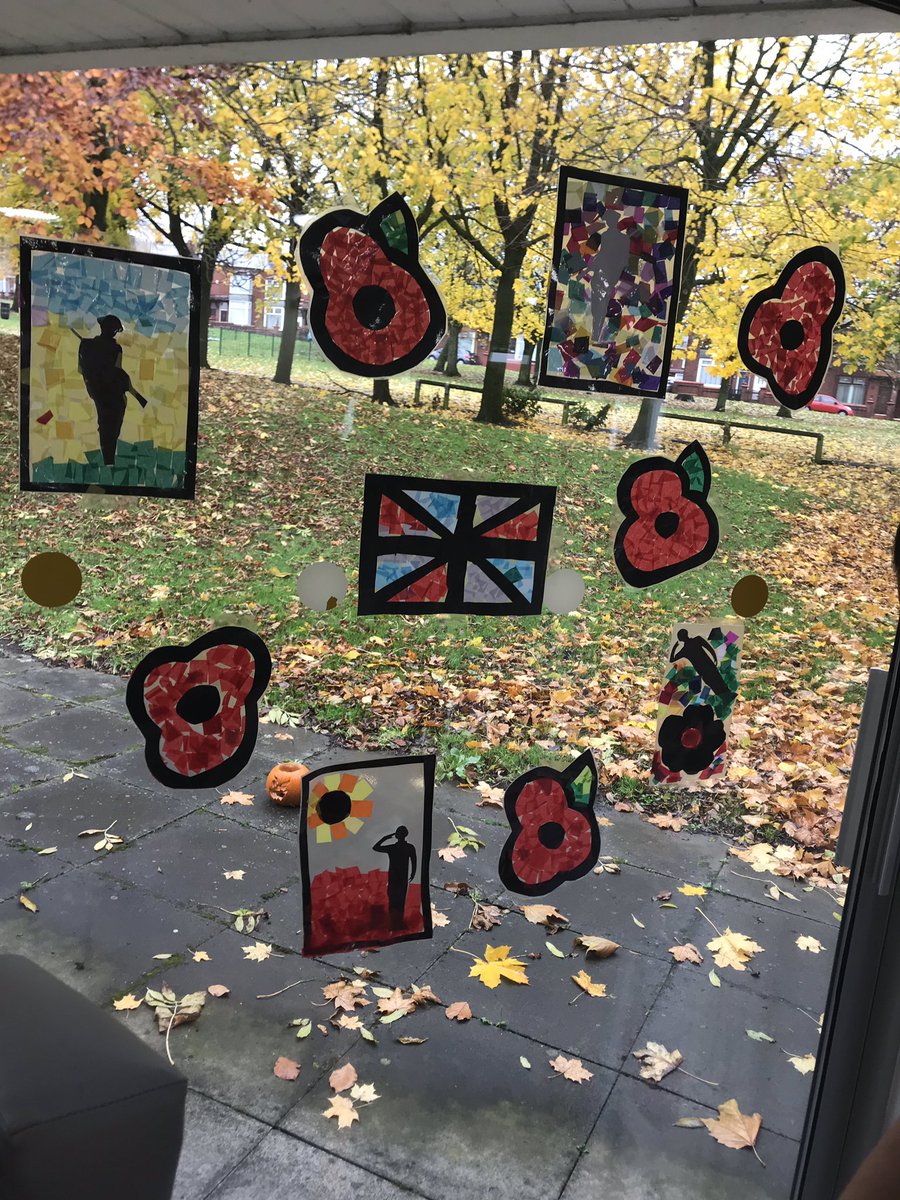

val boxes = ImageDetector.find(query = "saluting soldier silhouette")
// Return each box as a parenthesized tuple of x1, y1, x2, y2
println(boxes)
(72, 314, 150, 465)
(372, 826, 417, 930)
(670, 628, 736, 704)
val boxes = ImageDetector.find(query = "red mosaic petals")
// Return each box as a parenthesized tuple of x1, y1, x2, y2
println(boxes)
(481, 506, 540, 541)
(126, 627, 271, 789)
(387, 562, 449, 603)
(737, 246, 845, 410)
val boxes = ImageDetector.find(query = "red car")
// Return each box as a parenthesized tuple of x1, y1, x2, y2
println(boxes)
(808, 394, 854, 415)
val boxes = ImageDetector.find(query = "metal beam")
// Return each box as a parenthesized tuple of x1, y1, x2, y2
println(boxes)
(0, 4, 897, 71)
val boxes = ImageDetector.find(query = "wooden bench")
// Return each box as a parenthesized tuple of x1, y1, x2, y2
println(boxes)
(413, 378, 578, 424)
(659, 410, 825, 464)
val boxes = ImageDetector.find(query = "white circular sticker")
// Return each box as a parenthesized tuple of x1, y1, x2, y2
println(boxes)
(543, 568, 585, 615)
(296, 561, 348, 611)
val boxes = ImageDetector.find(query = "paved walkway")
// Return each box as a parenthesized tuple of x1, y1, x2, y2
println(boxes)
(0, 647, 840, 1199)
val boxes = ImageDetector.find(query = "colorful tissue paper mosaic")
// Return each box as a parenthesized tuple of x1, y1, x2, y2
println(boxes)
(299, 754, 435, 956)
(652, 620, 743, 786)
(358, 474, 557, 615)
(299, 194, 446, 378)
(539, 168, 689, 398)
(20, 237, 200, 498)
(126, 627, 271, 789)
(737, 246, 845, 411)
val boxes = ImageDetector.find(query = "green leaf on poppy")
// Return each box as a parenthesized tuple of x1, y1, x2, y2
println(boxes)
(379, 208, 409, 255)
(567, 749, 597, 807)
(678, 442, 711, 497)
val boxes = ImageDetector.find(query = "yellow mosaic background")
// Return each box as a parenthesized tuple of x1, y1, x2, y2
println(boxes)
(28, 313, 190, 468)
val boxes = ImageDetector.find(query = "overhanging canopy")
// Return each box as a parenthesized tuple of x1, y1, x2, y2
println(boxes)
(0, 0, 898, 71)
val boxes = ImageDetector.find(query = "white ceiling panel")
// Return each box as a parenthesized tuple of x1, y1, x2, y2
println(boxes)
(0, 0, 895, 70)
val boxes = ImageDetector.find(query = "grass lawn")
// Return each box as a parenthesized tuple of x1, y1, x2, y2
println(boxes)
(1, 329, 898, 866)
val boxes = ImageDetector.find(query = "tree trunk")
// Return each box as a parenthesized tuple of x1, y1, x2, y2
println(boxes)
(776, 404, 793, 419)
(477, 261, 522, 423)
(432, 338, 449, 373)
(441, 320, 461, 377)
(372, 378, 397, 405)
(623, 396, 662, 450)
(274, 275, 301, 385)
(714, 376, 729, 412)
(11, 274, 18, 313)
(516, 340, 535, 386)
(198, 237, 225, 370)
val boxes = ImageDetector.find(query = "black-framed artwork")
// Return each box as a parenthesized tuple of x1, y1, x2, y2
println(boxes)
(19, 236, 200, 498)
(357, 473, 557, 615)
(539, 167, 689, 399)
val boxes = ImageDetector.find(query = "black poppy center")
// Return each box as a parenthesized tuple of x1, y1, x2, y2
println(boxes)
(175, 684, 220, 725)
(538, 821, 566, 850)
(655, 511, 679, 538)
(317, 789, 353, 825)
(779, 319, 805, 351)
(352, 285, 396, 331)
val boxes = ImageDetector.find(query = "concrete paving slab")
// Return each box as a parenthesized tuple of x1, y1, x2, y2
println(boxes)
(680, 889, 836, 1012)
(561, 1073, 799, 1200)
(113, 927, 356, 1125)
(620, 966, 821, 1140)
(3, 703, 142, 764)
(280, 1006, 616, 1200)
(0, 771, 201, 863)
(0, 743, 70, 794)
(94, 808, 299, 920)
(205, 1128, 422, 1200)
(417, 915, 671, 1070)
(0, 835, 69, 901)
(0, 659, 127, 702)
(173, 1091, 268, 1200)
(0, 866, 218, 1003)
(0, 680, 72, 728)
(713, 861, 842, 928)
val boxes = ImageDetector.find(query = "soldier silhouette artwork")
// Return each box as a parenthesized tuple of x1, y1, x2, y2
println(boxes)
(73, 314, 150, 465)
(670, 628, 736, 703)
(372, 826, 417, 929)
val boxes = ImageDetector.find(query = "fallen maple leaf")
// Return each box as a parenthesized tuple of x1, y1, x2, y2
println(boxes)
(678, 884, 708, 897)
(144, 988, 206, 1033)
(438, 845, 466, 862)
(633, 1042, 684, 1082)
(471, 902, 504, 930)
(207, 984, 230, 998)
(576, 935, 620, 958)
(431, 905, 450, 928)
(572, 969, 607, 998)
(550, 1055, 593, 1084)
(223, 870, 245, 880)
(336, 1014, 362, 1031)
(445, 1001, 472, 1022)
(475, 782, 504, 807)
(323, 980, 371, 1012)
(220, 791, 254, 807)
(242, 941, 272, 962)
(323, 1095, 358, 1129)
(521, 904, 569, 929)
(273, 1056, 301, 1081)
(113, 993, 142, 1011)
(377, 987, 415, 1016)
(647, 813, 685, 832)
(18, 893, 38, 913)
(786, 1052, 816, 1075)
(192, 950, 210, 963)
(350, 1082, 380, 1103)
(669, 943, 704, 965)
(329, 1063, 358, 1093)
(466, 945, 529, 989)
(796, 935, 824, 954)
(701, 1098, 764, 1164)
(706, 928, 765, 972)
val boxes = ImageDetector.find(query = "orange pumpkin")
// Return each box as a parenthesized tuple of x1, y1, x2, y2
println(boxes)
(266, 761, 309, 807)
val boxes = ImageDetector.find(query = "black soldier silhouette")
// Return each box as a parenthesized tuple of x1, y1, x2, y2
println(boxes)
(73, 314, 150, 465)
(373, 826, 417, 929)
(671, 628, 736, 703)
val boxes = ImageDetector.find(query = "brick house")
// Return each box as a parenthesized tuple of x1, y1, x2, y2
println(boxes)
(669, 342, 899, 419)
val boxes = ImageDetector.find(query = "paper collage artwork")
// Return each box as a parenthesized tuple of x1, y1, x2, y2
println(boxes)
(652, 621, 743, 786)
(613, 440, 719, 588)
(539, 167, 688, 398)
(299, 193, 446, 378)
(737, 245, 845, 411)
(299, 755, 435, 956)
(20, 237, 200, 498)
(498, 750, 600, 896)
(126, 626, 271, 789)
(358, 474, 557, 615)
